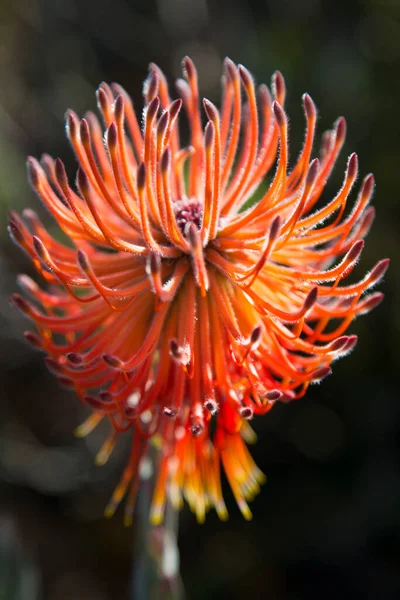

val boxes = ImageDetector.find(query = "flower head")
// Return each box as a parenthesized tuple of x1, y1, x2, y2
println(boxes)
(10, 57, 388, 524)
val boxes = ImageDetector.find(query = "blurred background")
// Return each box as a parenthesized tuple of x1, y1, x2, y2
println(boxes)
(0, 0, 399, 598)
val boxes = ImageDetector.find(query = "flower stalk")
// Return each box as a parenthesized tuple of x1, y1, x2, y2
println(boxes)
(132, 447, 183, 599)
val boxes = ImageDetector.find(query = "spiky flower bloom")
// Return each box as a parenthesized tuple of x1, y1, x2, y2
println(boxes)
(10, 58, 388, 525)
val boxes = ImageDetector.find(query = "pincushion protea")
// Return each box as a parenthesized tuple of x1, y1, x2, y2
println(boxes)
(9, 57, 388, 525)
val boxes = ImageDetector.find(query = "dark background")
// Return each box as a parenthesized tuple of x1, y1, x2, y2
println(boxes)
(0, 0, 399, 598)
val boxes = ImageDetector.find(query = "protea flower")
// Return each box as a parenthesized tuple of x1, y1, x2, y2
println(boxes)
(9, 57, 388, 525)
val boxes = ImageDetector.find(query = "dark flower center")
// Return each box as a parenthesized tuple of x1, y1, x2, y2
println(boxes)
(174, 198, 203, 236)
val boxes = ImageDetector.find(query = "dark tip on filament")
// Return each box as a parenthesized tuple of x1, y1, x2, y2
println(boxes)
(103, 354, 122, 369)
(338, 296, 354, 310)
(77, 249, 89, 272)
(330, 336, 350, 352)
(169, 338, 180, 359)
(96, 87, 109, 112)
(320, 131, 332, 156)
(362, 173, 375, 198)
(157, 111, 169, 136)
(182, 56, 195, 81)
(272, 71, 285, 101)
(190, 422, 203, 437)
(347, 239, 364, 263)
(343, 335, 358, 352)
(114, 95, 124, 120)
(99, 391, 114, 402)
(79, 119, 90, 145)
(203, 98, 218, 122)
(269, 215, 281, 242)
(32, 236, 47, 260)
(302, 93, 316, 119)
(306, 159, 320, 186)
(107, 123, 118, 148)
(77, 168, 89, 193)
(204, 398, 218, 415)
(240, 406, 254, 420)
(57, 376, 75, 389)
(66, 352, 83, 365)
(144, 71, 159, 103)
(8, 220, 24, 245)
(40, 153, 53, 173)
(370, 258, 390, 284)
(137, 162, 146, 189)
(204, 121, 215, 147)
(65, 110, 78, 139)
(27, 157, 40, 189)
(359, 207, 375, 237)
(8, 209, 19, 222)
(312, 365, 332, 382)
(148, 62, 158, 75)
(169, 98, 182, 121)
(224, 57, 237, 81)
(187, 222, 201, 250)
(272, 101, 286, 127)
(10, 294, 31, 316)
(163, 407, 177, 418)
(160, 148, 170, 173)
(146, 97, 160, 121)
(83, 395, 106, 411)
(361, 292, 384, 313)
(250, 325, 262, 348)
(24, 331, 43, 350)
(54, 158, 67, 186)
(344, 335, 358, 353)
(45, 357, 63, 375)
(265, 389, 282, 401)
(148, 252, 161, 276)
(304, 287, 318, 312)
(335, 117, 346, 144)
(238, 64, 253, 89)
(347, 153, 358, 179)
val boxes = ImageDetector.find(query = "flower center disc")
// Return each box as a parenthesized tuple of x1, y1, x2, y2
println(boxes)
(174, 199, 203, 237)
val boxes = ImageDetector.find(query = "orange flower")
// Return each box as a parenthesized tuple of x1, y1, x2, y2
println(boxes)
(10, 57, 388, 525)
